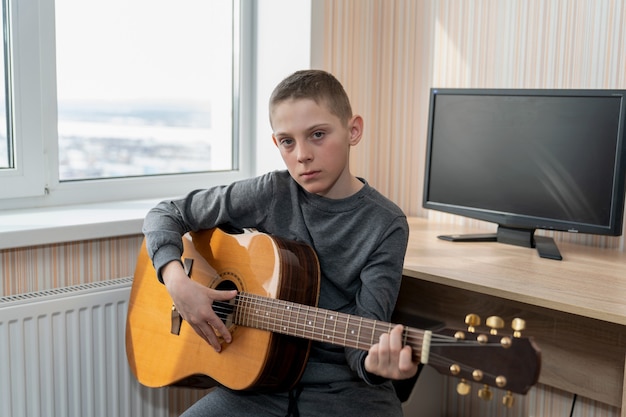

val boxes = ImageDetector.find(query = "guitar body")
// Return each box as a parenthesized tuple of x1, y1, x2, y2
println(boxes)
(125, 228, 321, 391)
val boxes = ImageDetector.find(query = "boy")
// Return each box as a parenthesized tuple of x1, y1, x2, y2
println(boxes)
(142, 69, 418, 416)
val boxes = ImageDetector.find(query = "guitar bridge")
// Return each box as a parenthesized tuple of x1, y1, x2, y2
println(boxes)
(171, 305, 182, 335)
(170, 257, 194, 335)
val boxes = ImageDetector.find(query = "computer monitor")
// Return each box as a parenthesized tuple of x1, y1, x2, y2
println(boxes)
(423, 88, 626, 260)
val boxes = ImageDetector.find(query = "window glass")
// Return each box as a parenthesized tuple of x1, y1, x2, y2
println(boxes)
(55, 0, 234, 181)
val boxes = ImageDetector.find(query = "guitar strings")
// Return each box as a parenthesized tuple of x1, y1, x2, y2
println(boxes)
(213, 295, 503, 351)
(213, 296, 504, 348)
(215, 299, 424, 348)
(237, 293, 425, 348)
(211, 293, 436, 355)
(212, 295, 511, 387)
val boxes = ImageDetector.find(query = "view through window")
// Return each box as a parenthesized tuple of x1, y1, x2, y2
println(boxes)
(55, 0, 235, 181)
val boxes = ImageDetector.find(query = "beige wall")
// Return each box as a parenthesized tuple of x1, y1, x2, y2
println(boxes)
(318, 0, 626, 250)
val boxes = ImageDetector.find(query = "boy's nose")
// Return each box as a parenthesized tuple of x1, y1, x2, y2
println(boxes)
(296, 142, 313, 162)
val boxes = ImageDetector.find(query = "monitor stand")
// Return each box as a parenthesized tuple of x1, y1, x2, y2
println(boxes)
(438, 225, 562, 260)
(438, 233, 497, 242)
(533, 235, 563, 260)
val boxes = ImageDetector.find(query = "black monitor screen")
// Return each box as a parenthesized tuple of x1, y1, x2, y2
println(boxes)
(423, 89, 626, 237)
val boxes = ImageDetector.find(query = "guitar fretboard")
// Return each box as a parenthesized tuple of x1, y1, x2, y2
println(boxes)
(233, 292, 429, 362)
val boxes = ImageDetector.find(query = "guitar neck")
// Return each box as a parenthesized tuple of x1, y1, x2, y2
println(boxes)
(233, 292, 430, 362)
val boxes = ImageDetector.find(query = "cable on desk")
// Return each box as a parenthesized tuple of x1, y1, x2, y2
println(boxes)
(569, 393, 577, 417)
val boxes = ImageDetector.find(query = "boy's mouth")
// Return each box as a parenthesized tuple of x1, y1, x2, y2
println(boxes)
(300, 170, 320, 180)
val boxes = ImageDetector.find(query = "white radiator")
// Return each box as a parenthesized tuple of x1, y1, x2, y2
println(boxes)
(0, 277, 169, 417)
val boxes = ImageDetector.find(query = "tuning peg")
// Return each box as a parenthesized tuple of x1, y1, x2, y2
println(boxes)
(495, 375, 508, 388)
(478, 384, 493, 401)
(512, 318, 526, 338)
(486, 316, 504, 335)
(500, 336, 512, 349)
(503, 390, 515, 408)
(472, 369, 483, 382)
(457, 378, 471, 396)
(465, 314, 481, 332)
(449, 364, 461, 376)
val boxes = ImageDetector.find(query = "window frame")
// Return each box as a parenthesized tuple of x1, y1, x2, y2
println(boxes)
(0, 0, 255, 209)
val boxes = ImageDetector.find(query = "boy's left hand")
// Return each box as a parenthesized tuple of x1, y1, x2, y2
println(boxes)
(364, 324, 419, 380)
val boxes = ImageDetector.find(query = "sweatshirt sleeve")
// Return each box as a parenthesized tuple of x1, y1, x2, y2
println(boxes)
(343, 215, 409, 384)
(141, 174, 276, 282)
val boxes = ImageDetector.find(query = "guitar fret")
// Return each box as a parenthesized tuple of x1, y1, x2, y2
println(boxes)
(252, 298, 260, 328)
(304, 305, 311, 336)
(289, 303, 298, 335)
(270, 298, 281, 333)
(236, 295, 246, 326)
(344, 315, 358, 349)
(303, 305, 311, 337)
(307, 308, 318, 335)
(282, 304, 290, 333)
(263, 297, 273, 331)
(291, 304, 298, 335)
(370, 320, 377, 345)
(324, 314, 337, 341)
(235, 293, 427, 358)
(296, 302, 303, 337)
(337, 314, 347, 346)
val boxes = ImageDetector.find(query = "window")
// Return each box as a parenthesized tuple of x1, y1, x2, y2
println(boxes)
(0, 0, 254, 207)
(55, 0, 233, 181)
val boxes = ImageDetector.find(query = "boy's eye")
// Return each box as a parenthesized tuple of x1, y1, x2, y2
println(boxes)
(279, 138, 294, 147)
(312, 131, 325, 140)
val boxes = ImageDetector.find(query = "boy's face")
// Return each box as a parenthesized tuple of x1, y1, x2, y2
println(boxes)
(271, 98, 363, 199)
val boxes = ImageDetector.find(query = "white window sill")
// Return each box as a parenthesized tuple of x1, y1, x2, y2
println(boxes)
(0, 199, 161, 250)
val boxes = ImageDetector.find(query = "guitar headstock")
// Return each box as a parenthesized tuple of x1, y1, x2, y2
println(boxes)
(426, 314, 541, 407)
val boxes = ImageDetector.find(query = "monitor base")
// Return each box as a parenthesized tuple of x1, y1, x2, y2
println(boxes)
(438, 226, 563, 261)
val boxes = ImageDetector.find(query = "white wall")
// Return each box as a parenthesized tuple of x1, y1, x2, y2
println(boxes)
(254, 0, 312, 175)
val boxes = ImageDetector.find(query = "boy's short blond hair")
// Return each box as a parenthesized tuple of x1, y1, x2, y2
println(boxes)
(269, 69, 353, 126)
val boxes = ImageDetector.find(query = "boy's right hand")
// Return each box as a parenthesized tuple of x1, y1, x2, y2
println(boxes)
(161, 260, 238, 352)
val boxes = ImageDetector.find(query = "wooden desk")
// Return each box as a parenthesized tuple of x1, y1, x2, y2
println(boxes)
(397, 218, 626, 411)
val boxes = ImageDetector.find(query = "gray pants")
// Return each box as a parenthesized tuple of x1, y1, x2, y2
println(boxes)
(180, 380, 403, 417)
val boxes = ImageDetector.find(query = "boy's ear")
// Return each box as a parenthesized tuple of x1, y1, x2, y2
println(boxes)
(348, 115, 364, 146)
(272, 135, 279, 147)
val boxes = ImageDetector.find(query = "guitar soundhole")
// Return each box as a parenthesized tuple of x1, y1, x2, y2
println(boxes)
(214, 280, 238, 328)
(216, 279, 238, 292)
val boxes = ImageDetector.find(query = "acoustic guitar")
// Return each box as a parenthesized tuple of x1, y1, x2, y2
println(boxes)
(125, 228, 541, 399)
